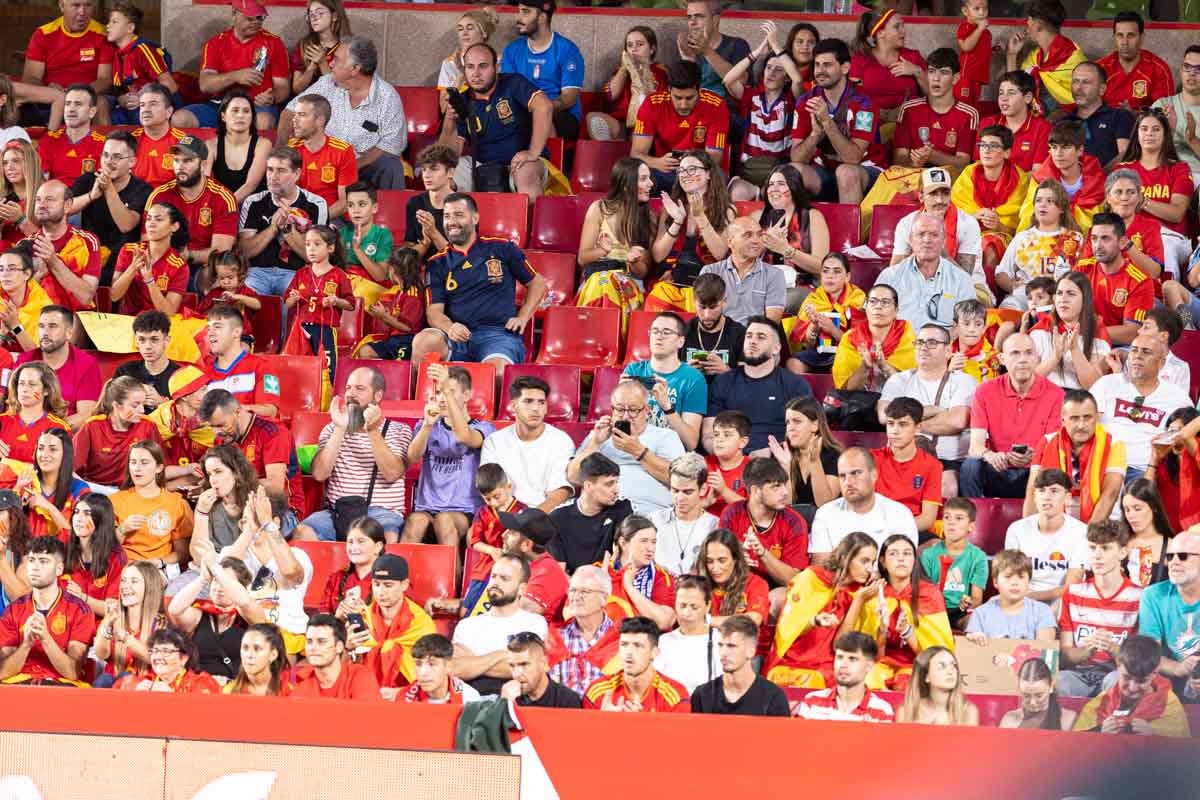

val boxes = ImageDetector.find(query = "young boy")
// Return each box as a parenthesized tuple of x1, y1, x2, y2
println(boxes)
(1006, 0, 1085, 114)
(403, 633, 481, 703)
(1017, 120, 1106, 231)
(964, 549, 1058, 642)
(871, 397, 943, 534)
(706, 410, 751, 518)
(950, 125, 1030, 277)
(406, 144, 455, 260)
(893, 48, 979, 172)
(1058, 519, 1143, 698)
(955, 0, 992, 108)
(650, 453, 720, 577)
(1073, 635, 1191, 736)
(1005, 468, 1088, 604)
(340, 181, 394, 296)
(920, 497, 988, 631)
(949, 299, 1001, 383)
(684, 273, 746, 383)
(114, 309, 179, 413)
(979, 71, 1051, 173)
(460, 463, 524, 616)
(787, 254, 865, 374)
(106, 1, 178, 126)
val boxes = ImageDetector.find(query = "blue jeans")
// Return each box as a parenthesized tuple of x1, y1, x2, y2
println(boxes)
(447, 325, 526, 364)
(959, 459, 1030, 499)
(246, 267, 296, 297)
(301, 506, 405, 542)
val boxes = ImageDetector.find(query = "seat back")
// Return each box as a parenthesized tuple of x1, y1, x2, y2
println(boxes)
(255, 354, 324, 419)
(519, 250, 579, 310)
(869, 204, 920, 259)
(94, 351, 139, 386)
(800, 373, 834, 402)
(332, 359, 412, 401)
(251, 294, 284, 355)
(587, 365, 626, 420)
(291, 411, 329, 448)
(393, 86, 440, 136)
(535, 306, 621, 369)
(734, 200, 764, 217)
(374, 189, 420, 236)
(413, 360, 496, 419)
(812, 202, 862, 253)
(498, 364, 581, 422)
(473, 193, 529, 247)
(296, 541, 456, 610)
(970, 497, 1025, 556)
(336, 298, 365, 355)
(530, 194, 603, 253)
(1172, 330, 1200, 401)
(832, 431, 885, 449)
(570, 140, 631, 193)
(624, 309, 696, 364)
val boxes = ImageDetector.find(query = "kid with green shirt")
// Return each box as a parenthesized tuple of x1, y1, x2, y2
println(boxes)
(920, 497, 988, 630)
(340, 181, 394, 287)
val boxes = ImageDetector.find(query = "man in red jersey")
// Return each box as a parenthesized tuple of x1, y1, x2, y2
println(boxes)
(20, 0, 114, 126)
(1097, 12, 1173, 113)
(404, 633, 481, 703)
(718, 458, 808, 589)
(38, 85, 105, 185)
(632, 61, 730, 193)
(1075, 212, 1153, 346)
(0, 536, 95, 684)
(499, 509, 568, 623)
(105, 1, 178, 126)
(977, 71, 1050, 173)
(131, 84, 185, 188)
(894, 48, 978, 172)
(201, 303, 279, 418)
(292, 613, 380, 700)
(146, 137, 237, 269)
(583, 616, 689, 712)
(26, 181, 100, 313)
(288, 94, 357, 220)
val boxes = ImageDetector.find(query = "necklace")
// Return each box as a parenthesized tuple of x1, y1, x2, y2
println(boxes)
(664, 512, 706, 569)
(696, 319, 726, 353)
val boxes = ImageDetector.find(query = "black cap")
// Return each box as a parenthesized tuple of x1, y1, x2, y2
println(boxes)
(0, 490, 20, 511)
(371, 553, 409, 581)
(498, 508, 557, 547)
(170, 135, 209, 161)
(519, 0, 555, 13)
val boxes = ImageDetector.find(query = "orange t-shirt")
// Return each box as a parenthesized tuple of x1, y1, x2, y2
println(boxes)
(110, 486, 194, 561)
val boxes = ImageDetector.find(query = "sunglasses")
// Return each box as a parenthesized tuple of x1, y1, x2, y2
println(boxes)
(1165, 552, 1200, 562)
(507, 631, 544, 646)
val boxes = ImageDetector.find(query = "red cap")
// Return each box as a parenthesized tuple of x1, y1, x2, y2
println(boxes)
(231, 0, 268, 17)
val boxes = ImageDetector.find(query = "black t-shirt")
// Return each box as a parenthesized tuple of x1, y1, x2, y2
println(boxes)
(403, 192, 446, 247)
(791, 445, 841, 506)
(548, 499, 634, 574)
(518, 680, 583, 709)
(70, 173, 153, 270)
(1065, 104, 1133, 167)
(114, 359, 180, 413)
(683, 316, 745, 382)
(690, 675, 790, 716)
(239, 188, 329, 270)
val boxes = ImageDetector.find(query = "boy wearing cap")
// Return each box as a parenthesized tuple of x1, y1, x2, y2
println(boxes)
(501, 508, 568, 622)
(347, 553, 435, 699)
(146, 136, 238, 269)
(131, 84, 186, 188)
(501, 1, 585, 141)
(115, 310, 179, 414)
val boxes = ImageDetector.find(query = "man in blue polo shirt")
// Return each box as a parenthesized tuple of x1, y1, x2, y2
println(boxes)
(410, 193, 547, 370)
(501, 0, 584, 141)
(439, 43, 554, 200)
(1064, 61, 1133, 170)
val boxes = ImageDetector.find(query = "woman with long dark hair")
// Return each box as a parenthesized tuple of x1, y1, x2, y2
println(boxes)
(225, 622, 289, 696)
(110, 202, 190, 316)
(192, 443, 260, 558)
(750, 164, 830, 286)
(787, 252, 866, 375)
(693, 529, 769, 627)
(203, 91, 269, 205)
(1031, 271, 1109, 390)
(578, 157, 657, 280)
(896, 646, 979, 725)
(17, 428, 86, 542)
(63, 493, 127, 617)
(849, 9, 926, 121)
(291, 0, 352, 94)
(1000, 657, 1075, 729)
(1148, 407, 1200, 531)
(768, 395, 842, 511)
(94, 560, 166, 682)
(1120, 108, 1193, 273)
(1122, 477, 1175, 587)
(320, 517, 385, 616)
(651, 150, 736, 284)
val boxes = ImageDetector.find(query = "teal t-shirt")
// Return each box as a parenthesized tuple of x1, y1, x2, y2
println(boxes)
(339, 224, 394, 268)
(920, 541, 989, 610)
(622, 360, 708, 429)
(1139, 580, 1200, 661)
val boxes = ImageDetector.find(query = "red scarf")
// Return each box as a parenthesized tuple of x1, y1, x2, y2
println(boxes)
(942, 205, 959, 260)
(1045, 424, 1114, 522)
(972, 161, 1022, 211)
(545, 619, 622, 673)
(848, 318, 908, 357)
(1032, 154, 1106, 215)
(1095, 674, 1172, 726)
(1029, 316, 1113, 344)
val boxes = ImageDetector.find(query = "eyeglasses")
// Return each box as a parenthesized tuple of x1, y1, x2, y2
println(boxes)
(649, 327, 680, 338)
(866, 297, 895, 308)
(611, 405, 645, 417)
(0, 267, 24, 275)
(915, 338, 949, 348)
(1165, 552, 1200, 562)
(567, 587, 604, 596)
(678, 166, 706, 176)
(978, 142, 1005, 151)
(102, 153, 132, 161)
(150, 647, 183, 657)
(1183, 63, 1200, 75)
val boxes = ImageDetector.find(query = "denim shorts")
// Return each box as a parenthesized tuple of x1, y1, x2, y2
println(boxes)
(447, 325, 525, 365)
(301, 506, 405, 542)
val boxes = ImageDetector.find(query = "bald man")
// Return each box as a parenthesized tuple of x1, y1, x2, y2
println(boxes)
(697, 217, 786, 325)
(29, 179, 101, 311)
(1139, 530, 1200, 699)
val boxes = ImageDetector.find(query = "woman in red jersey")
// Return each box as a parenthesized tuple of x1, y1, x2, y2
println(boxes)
(0, 361, 69, 465)
(110, 201, 189, 316)
(849, 9, 927, 122)
(693, 528, 768, 628)
(62, 492, 126, 617)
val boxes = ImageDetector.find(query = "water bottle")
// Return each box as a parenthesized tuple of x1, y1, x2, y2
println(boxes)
(253, 46, 268, 74)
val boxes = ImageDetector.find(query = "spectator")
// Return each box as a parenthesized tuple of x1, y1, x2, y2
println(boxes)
(698, 217, 786, 325)
(405, 633, 480, 703)
(953, 299, 1000, 382)
(624, 312, 706, 450)
(849, 10, 927, 121)
(691, 615, 789, 716)
(145, 366, 210, 483)
(1152, 46, 1200, 187)
(577, 158, 656, 282)
(73, 377, 161, 488)
(0, 85, 31, 147)
(174, 0, 289, 132)
(683, 273, 745, 381)
(237, 145, 328, 298)
(184, 445, 258, 572)
(402, 145, 454, 262)
(1073, 634, 1190, 735)
(437, 8, 499, 93)
(204, 92, 270, 207)
(706, 316, 812, 455)
(654, 574, 721, 693)
(502, 1, 584, 140)
(20, 0, 114, 127)
(650, 150, 735, 283)
(636, 64, 728, 190)
(501, 631, 582, 708)
(793, 632, 895, 722)
(893, 49, 977, 173)
(27, 180, 102, 313)
(569, 381, 683, 517)
(921, 498, 987, 630)
(723, 43, 799, 202)
(1005, 0, 1084, 114)
(963, 549, 1057, 642)
(1147, 407, 1199, 531)
(105, 1, 176, 125)
(198, 390, 305, 525)
(1029, 272, 1110, 390)
(548, 564, 618, 696)
(1079, 172, 1164, 295)
(750, 165, 831, 295)
(877, 212, 981, 331)
(200, 304, 278, 418)
(353, 249, 424, 361)
(551, 453, 632, 573)
(1121, 478, 1173, 588)
(768, 396, 842, 513)
(0, 492, 29, 611)
(1135, 308, 1190, 398)
(718, 457, 808, 589)
(1016, 120, 1106, 232)
(588, 26, 667, 143)
(1005, 469, 1087, 604)
(480, 376, 574, 512)
(678, 0, 750, 114)
(1096, 12, 1172, 112)
(292, 613, 379, 700)
(1121, 109, 1194, 276)
(583, 615, 689, 712)
(1058, 520, 1143, 698)
(499, 508, 568, 623)
(872, 398, 943, 532)
(111, 440, 192, 574)
(318, 517, 383, 618)
(649, 453, 718, 576)
(895, 646, 980, 725)
(831, 283, 916, 393)
(1064, 62, 1134, 170)
(287, 94, 356, 220)
(780, 22, 819, 91)
(1027, 389, 1126, 523)
(56, 491, 120, 621)
(64, 132, 149, 279)
(0, 141, 41, 248)
(38, 85, 105, 185)
(122, 627, 219, 693)
(1141, 528, 1200, 695)
(110, 203, 187, 317)
(347, 553, 435, 699)
(768, 532, 878, 689)
(281, 225, 352, 386)
(224, 622, 288, 696)
(705, 410, 749, 518)
(167, 553, 262, 683)
(0, 362, 69, 464)
(695, 529, 769, 627)
(999, 657, 1077, 729)
(340, 182, 392, 290)
(605, 515, 676, 631)
(114, 311, 178, 414)
(810, 447, 917, 558)
(130, 85, 184, 188)
(978, 70, 1051, 173)
(962, 333, 1064, 499)
(291, 0, 351, 95)
(789, 38, 884, 206)
(145, 136, 239, 272)
(996, 182, 1083, 312)
(22, 428, 89, 539)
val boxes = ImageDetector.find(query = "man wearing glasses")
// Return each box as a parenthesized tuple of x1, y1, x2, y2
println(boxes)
(66, 130, 151, 278)
(548, 565, 619, 695)
(1151, 46, 1200, 186)
(1140, 531, 1200, 703)
(623, 311, 707, 450)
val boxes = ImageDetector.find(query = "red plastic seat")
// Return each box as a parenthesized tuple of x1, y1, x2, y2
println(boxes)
(296, 541, 455, 611)
(800, 373, 834, 402)
(570, 139, 631, 193)
(337, 299, 365, 357)
(331, 359, 412, 401)
(734, 200, 764, 217)
(530, 194, 603, 253)
(255, 354, 324, 419)
(869, 204, 921, 260)
(519, 250, 579, 310)
(473, 193, 529, 247)
(251, 294, 284, 355)
(393, 86, 441, 137)
(1172, 330, 1200, 401)
(94, 286, 113, 313)
(374, 189, 420, 234)
(498, 364, 581, 422)
(587, 365, 626, 421)
(970, 497, 1025, 556)
(558, 420, 595, 446)
(624, 309, 696, 364)
(291, 411, 329, 448)
(535, 306, 621, 370)
(812, 202, 861, 253)
(382, 360, 496, 420)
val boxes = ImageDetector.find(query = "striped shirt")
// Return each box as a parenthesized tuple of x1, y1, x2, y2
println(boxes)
(794, 687, 895, 722)
(318, 420, 413, 514)
(1059, 577, 1143, 667)
(739, 87, 794, 161)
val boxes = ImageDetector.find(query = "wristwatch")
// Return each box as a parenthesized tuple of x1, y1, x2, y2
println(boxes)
(10, 324, 22, 336)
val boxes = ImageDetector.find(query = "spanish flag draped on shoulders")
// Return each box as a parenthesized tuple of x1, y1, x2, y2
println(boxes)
(1021, 34, 1086, 109)
(854, 581, 954, 690)
(1033, 423, 1126, 522)
(1018, 153, 1106, 231)
(362, 597, 436, 688)
(951, 335, 1002, 383)
(1074, 674, 1191, 737)
(951, 160, 1029, 264)
(583, 669, 690, 712)
(832, 317, 916, 390)
(787, 283, 866, 357)
(766, 566, 858, 688)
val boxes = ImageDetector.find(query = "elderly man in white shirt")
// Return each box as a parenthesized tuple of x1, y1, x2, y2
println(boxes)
(876, 209, 981, 332)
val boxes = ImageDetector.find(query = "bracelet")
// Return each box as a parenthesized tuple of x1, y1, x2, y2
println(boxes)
(660, 405, 675, 416)
(636, 447, 649, 462)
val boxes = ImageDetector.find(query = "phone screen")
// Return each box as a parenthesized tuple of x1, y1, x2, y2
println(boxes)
(614, 420, 632, 436)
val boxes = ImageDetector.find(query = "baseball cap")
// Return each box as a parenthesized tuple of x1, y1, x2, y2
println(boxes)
(169, 365, 210, 400)
(0, 490, 20, 512)
(921, 167, 952, 192)
(519, 0, 556, 14)
(231, 0, 268, 17)
(498, 508, 557, 547)
(372, 553, 410, 581)
(171, 135, 209, 162)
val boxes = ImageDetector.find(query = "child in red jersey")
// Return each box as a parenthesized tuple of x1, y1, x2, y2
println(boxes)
(705, 410, 750, 519)
(955, 0, 992, 107)
(356, 247, 427, 361)
(198, 250, 261, 334)
(459, 464, 525, 616)
(284, 225, 353, 384)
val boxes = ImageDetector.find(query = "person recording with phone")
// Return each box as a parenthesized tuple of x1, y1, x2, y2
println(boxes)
(1073, 634, 1190, 736)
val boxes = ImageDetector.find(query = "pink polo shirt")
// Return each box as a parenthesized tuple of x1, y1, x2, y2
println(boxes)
(969, 373, 1064, 453)
(15, 346, 102, 416)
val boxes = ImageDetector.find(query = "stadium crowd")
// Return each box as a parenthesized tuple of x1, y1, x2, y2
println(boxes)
(2, 0, 1200, 735)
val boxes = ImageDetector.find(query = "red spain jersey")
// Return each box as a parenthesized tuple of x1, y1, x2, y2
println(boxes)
(231, 413, 305, 512)
(1079, 212, 1165, 273)
(113, 37, 170, 94)
(870, 446, 944, 518)
(956, 22, 992, 88)
(147, 179, 238, 252)
(375, 285, 425, 334)
(319, 566, 373, 614)
(705, 454, 747, 519)
(287, 265, 353, 328)
(1075, 257, 1153, 328)
(0, 411, 69, 464)
(25, 17, 114, 88)
(633, 89, 729, 156)
(113, 244, 189, 315)
(203, 350, 281, 409)
(583, 670, 689, 712)
(467, 499, 524, 583)
(132, 127, 186, 187)
(289, 135, 358, 210)
(73, 416, 162, 487)
(64, 547, 127, 605)
(894, 99, 979, 157)
(711, 572, 771, 620)
(292, 662, 380, 700)
(1122, 160, 1195, 235)
(26, 226, 101, 311)
(199, 29, 289, 100)
(1060, 576, 1142, 668)
(978, 112, 1051, 173)
(719, 502, 809, 583)
(38, 129, 105, 184)
(1097, 50, 1174, 112)
(0, 590, 96, 683)
(791, 84, 885, 168)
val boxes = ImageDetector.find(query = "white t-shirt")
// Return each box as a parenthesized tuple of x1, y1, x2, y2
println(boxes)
(650, 509, 720, 576)
(994, 227, 1079, 311)
(654, 628, 723, 694)
(1004, 514, 1089, 593)
(809, 495, 918, 554)
(480, 424, 576, 508)
(451, 609, 549, 656)
(243, 546, 313, 635)
(879, 368, 977, 460)
(1029, 329, 1111, 390)
(893, 208, 992, 303)
(1121, 354, 1191, 399)
(1089, 374, 1192, 470)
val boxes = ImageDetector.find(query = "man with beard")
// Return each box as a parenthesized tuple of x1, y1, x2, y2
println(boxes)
(287, 94, 356, 220)
(199, 303, 279, 418)
(583, 615, 688, 712)
(130, 84, 185, 188)
(14, 306, 101, 429)
(1075, 214, 1153, 347)
(501, 631, 582, 708)
(793, 632, 895, 721)
(39, 85, 106, 184)
(691, 615, 788, 715)
(67, 131, 150, 281)
(146, 137, 238, 270)
(410, 193, 546, 370)
(553, 453, 633, 573)
(704, 316, 811, 456)
(24, 181, 100, 313)
(451, 553, 548, 695)
(501, 0, 584, 141)
(501, 508, 568, 622)
(292, 613, 380, 700)
(294, 366, 411, 542)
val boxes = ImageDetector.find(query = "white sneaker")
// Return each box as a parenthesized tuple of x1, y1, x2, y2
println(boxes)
(588, 116, 613, 141)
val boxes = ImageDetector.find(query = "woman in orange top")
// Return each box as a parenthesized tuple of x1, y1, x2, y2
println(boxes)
(110, 439, 193, 572)
(694, 529, 769, 628)
(94, 560, 166, 682)
(224, 622, 290, 696)
(62, 492, 126, 617)
(120, 627, 220, 693)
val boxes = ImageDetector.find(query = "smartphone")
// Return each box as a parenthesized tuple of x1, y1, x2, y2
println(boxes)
(633, 375, 656, 391)
(614, 420, 633, 436)
(346, 612, 365, 631)
(670, 149, 686, 159)
(1012, 444, 1030, 456)
(690, 350, 709, 362)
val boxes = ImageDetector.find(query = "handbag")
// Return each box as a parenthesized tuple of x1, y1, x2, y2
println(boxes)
(329, 421, 389, 541)
(822, 390, 883, 432)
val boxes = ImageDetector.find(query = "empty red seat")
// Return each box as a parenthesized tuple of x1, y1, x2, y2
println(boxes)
(530, 194, 603, 253)
(251, 294, 284, 355)
(587, 365, 625, 420)
(869, 204, 920, 260)
(812, 202, 861, 253)
(336, 298, 365, 357)
(571, 139, 631, 193)
(473, 193, 529, 247)
(393, 86, 441, 137)
(1172, 330, 1200, 401)
(374, 189, 420, 235)
(331, 358, 412, 401)
(291, 411, 329, 448)
(558, 420, 595, 446)
(382, 360, 496, 420)
(499, 364, 581, 422)
(535, 306, 621, 370)
(970, 497, 1025, 556)
(832, 431, 885, 449)
(520, 250, 579, 310)
(94, 351, 138, 386)
(624, 309, 696, 364)
(255, 354, 324, 419)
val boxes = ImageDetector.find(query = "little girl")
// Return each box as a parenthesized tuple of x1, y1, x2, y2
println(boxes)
(356, 247, 426, 361)
(198, 250, 261, 332)
(285, 225, 353, 383)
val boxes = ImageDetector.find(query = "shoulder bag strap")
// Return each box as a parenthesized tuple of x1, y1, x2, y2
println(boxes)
(364, 420, 389, 508)
(928, 371, 952, 452)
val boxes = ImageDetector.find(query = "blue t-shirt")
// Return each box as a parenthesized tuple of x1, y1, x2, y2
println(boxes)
(965, 597, 1057, 639)
(413, 418, 496, 514)
(501, 33, 585, 120)
(698, 35, 750, 109)
(456, 72, 542, 164)
(1139, 580, 1200, 662)
(427, 238, 536, 329)
(622, 360, 708, 428)
(708, 367, 812, 452)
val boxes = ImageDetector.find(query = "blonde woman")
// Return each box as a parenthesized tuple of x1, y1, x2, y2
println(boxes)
(896, 646, 980, 725)
(94, 559, 167, 683)
(0, 140, 42, 246)
(438, 8, 499, 92)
